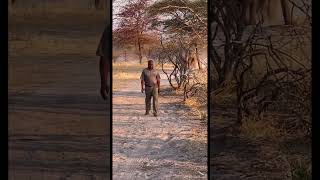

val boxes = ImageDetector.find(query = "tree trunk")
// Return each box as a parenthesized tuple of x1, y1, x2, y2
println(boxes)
(195, 43, 202, 70)
(95, 0, 105, 10)
(280, 0, 292, 25)
(138, 38, 142, 64)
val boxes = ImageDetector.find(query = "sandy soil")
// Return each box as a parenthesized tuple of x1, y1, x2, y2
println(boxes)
(112, 65, 207, 179)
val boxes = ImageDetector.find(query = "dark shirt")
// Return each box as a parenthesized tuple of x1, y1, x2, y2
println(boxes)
(140, 68, 161, 87)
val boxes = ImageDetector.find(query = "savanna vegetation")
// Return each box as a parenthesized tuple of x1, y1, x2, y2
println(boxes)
(210, 0, 311, 179)
(113, 0, 208, 119)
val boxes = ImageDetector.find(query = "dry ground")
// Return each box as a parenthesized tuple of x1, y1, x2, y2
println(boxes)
(210, 100, 311, 180)
(9, 9, 110, 179)
(112, 63, 207, 179)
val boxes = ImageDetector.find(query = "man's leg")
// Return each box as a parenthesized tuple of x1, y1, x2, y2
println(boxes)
(152, 87, 159, 116)
(145, 87, 152, 115)
(99, 56, 109, 100)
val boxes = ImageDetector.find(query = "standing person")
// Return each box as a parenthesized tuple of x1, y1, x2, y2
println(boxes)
(97, 0, 111, 100)
(140, 60, 161, 117)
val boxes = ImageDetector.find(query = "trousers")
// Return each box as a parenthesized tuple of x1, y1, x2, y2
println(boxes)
(145, 86, 158, 114)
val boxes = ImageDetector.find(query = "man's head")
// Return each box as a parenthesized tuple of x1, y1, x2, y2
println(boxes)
(147, 60, 154, 70)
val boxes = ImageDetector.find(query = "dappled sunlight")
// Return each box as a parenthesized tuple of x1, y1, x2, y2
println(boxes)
(112, 63, 207, 178)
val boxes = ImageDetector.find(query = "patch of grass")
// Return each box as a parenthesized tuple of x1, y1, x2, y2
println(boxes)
(239, 117, 281, 141)
(199, 110, 208, 121)
(291, 158, 311, 180)
(113, 72, 141, 80)
(112, 62, 143, 81)
(112, 62, 173, 81)
(157, 85, 176, 96)
(113, 61, 172, 69)
(185, 97, 207, 121)
(179, 70, 208, 121)
(185, 97, 202, 108)
(112, 62, 144, 89)
(113, 62, 145, 69)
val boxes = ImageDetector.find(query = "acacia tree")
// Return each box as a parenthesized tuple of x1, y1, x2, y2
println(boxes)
(210, 0, 311, 131)
(148, 0, 207, 93)
(113, 29, 159, 62)
(115, 0, 156, 64)
(149, 0, 207, 67)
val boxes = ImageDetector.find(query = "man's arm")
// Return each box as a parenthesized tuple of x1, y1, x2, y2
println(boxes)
(157, 73, 160, 93)
(140, 71, 145, 93)
(157, 79, 160, 93)
(141, 80, 145, 93)
(99, 56, 109, 100)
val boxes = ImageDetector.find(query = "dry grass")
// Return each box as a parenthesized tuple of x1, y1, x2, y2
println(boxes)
(113, 62, 145, 69)
(290, 157, 312, 180)
(112, 62, 173, 89)
(113, 61, 172, 68)
(184, 69, 208, 121)
(239, 117, 282, 141)
(113, 72, 141, 80)
(185, 97, 207, 121)
(112, 62, 172, 79)
(112, 62, 144, 89)
(113, 63, 144, 81)
(185, 97, 202, 108)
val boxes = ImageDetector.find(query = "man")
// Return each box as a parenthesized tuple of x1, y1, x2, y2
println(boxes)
(97, 27, 110, 100)
(140, 60, 161, 117)
(97, 0, 111, 100)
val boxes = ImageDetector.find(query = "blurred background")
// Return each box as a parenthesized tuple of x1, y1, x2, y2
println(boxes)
(9, 1, 111, 179)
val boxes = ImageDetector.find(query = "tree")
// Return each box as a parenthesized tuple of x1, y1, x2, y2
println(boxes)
(149, 0, 207, 70)
(115, 0, 156, 64)
(148, 0, 207, 101)
(210, 0, 311, 128)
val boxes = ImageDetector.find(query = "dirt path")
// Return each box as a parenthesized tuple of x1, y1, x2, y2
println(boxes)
(9, 12, 110, 179)
(112, 67, 207, 179)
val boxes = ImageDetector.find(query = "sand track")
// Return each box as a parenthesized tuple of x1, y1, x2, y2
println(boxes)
(112, 68, 207, 179)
